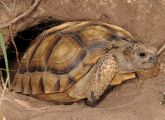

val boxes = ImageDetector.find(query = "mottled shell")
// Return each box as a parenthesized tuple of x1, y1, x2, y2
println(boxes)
(13, 21, 135, 101)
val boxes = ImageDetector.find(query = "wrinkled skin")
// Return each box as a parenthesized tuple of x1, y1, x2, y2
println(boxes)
(112, 41, 157, 73)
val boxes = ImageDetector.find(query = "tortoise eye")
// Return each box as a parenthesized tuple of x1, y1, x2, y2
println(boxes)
(139, 52, 146, 58)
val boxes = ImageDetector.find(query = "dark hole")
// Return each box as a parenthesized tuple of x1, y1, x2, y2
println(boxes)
(0, 19, 64, 83)
(13, 19, 64, 53)
(139, 52, 146, 57)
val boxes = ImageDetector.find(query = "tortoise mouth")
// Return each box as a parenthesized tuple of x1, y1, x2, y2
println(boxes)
(119, 70, 138, 74)
(140, 62, 156, 71)
(142, 61, 156, 65)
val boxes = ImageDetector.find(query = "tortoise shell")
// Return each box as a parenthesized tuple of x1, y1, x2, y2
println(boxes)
(13, 21, 135, 102)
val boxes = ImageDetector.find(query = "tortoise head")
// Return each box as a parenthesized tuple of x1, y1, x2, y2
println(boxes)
(112, 42, 158, 73)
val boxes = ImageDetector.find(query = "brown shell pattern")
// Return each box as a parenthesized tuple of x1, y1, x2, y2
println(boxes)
(13, 21, 135, 96)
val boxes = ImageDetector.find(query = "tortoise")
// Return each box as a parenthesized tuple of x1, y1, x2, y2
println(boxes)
(13, 21, 158, 107)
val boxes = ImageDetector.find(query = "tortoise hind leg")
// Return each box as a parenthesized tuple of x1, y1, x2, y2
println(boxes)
(110, 72, 137, 86)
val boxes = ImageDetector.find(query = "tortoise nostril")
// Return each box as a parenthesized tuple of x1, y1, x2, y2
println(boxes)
(139, 52, 146, 57)
(148, 56, 156, 62)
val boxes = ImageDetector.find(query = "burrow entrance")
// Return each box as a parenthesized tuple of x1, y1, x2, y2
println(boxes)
(0, 20, 64, 81)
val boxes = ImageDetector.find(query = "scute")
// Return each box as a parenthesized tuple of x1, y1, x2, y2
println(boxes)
(19, 38, 42, 73)
(78, 25, 112, 46)
(42, 72, 59, 93)
(22, 73, 31, 94)
(13, 73, 23, 92)
(30, 72, 44, 94)
(59, 75, 73, 92)
(47, 34, 87, 74)
(29, 34, 60, 72)
(61, 21, 92, 33)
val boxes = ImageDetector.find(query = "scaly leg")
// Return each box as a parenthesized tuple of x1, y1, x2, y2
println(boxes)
(86, 53, 117, 107)
(69, 53, 118, 107)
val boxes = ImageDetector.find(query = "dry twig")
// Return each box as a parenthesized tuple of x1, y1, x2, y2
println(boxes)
(0, 0, 16, 17)
(0, 0, 11, 13)
(0, 0, 41, 29)
(9, 24, 20, 67)
(0, 76, 9, 107)
(157, 41, 165, 56)
(0, 70, 5, 89)
(12, 0, 16, 12)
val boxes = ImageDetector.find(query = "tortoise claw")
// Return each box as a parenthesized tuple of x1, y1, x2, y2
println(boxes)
(86, 92, 97, 107)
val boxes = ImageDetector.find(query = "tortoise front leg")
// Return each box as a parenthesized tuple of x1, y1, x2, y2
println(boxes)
(86, 54, 118, 107)
(69, 53, 118, 107)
